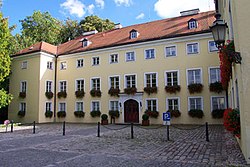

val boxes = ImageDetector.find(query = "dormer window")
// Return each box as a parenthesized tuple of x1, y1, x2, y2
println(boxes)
(130, 29, 139, 39)
(188, 19, 197, 29)
(81, 38, 91, 47)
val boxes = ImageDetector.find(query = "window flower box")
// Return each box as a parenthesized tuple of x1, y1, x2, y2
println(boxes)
(165, 85, 181, 94)
(74, 111, 85, 118)
(212, 109, 224, 119)
(90, 110, 101, 117)
(75, 90, 85, 98)
(19, 92, 26, 98)
(124, 87, 137, 95)
(45, 110, 53, 118)
(109, 110, 120, 118)
(18, 110, 25, 117)
(57, 91, 67, 98)
(168, 109, 181, 118)
(90, 89, 102, 97)
(57, 111, 66, 118)
(188, 83, 203, 94)
(108, 88, 120, 97)
(143, 86, 157, 95)
(209, 82, 224, 94)
(145, 110, 159, 118)
(45, 92, 53, 99)
(188, 109, 204, 118)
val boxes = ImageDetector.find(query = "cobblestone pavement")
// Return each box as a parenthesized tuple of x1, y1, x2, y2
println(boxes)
(0, 123, 249, 167)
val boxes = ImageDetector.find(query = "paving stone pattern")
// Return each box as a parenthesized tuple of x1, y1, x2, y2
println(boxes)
(0, 123, 249, 167)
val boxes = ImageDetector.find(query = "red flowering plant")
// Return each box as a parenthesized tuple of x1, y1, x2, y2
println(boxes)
(223, 108, 241, 138)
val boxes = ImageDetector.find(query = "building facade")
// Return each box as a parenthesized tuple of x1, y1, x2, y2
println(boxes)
(8, 10, 225, 125)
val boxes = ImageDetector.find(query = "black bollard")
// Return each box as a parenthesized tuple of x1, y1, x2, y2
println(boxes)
(131, 123, 134, 139)
(33, 121, 36, 134)
(167, 125, 170, 141)
(63, 121, 65, 136)
(205, 122, 209, 142)
(97, 122, 100, 137)
(10, 120, 13, 133)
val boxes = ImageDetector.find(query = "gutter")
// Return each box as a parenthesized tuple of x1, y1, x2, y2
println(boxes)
(53, 49, 58, 122)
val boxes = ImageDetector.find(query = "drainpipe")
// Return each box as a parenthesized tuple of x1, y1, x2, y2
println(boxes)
(53, 52, 58, 122)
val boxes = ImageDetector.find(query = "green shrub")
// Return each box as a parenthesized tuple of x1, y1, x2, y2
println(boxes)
(142, 113, 149, 121)
(57, 111, 66, 118)
(74, 111, 85, 118)
(45, 110, 53, 118)
(109, 110, 120, 118)
(90, 110, 101, 117)
(188, 109, 204, 118)
(101, 114, 108, 120)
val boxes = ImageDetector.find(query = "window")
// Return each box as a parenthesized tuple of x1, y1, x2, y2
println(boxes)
(46, 81, 53, 92)
(20, 102, 26, 111)
(110, 76, 119, 89)
(126, 52, 135, 62)
(209, 67, 221, 83)
(20, 81, 27, 92)
(76, 79, 84, 91)
(165, 46, 176, 57)
(60, 62, 67, 70)
(47, 61, 53, 69)
(77, 59, 84, 68)
(167, 98, 179, 110)
(145, 73, 157, 87)
(188, 19, 197, 29)
(187, 69, 202, 84)
(59, 103, 66, 112)
(146, 99, 157, 111)
(125, 75, 136, 88)
(145, 49, 155, 59)
(189, 97, 203, 110)
(21, 61, 28, 69)
(165, 71, 178, 86)
(92, 57, 100, 66)
(211, 97, 225, 110)
(208, 41, 218, 52)
(187, 43, 199, 54)
(76, 102, 83, 111)
(130, 30, 139, 39)
(46, 102, 52, 111)
(59, 81, 67, 92)
(92, 101, 100, 111)
(91, 78, 100, 90)
(110, 54, 118, 64)
(81, 38, 91, 47)
(110, 101, 119, 111)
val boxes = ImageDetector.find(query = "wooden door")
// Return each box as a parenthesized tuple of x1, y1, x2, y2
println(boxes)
(124, 99, 139, 123)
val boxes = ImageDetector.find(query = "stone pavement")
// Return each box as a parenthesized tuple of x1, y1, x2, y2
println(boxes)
(0, 123, 249, 167)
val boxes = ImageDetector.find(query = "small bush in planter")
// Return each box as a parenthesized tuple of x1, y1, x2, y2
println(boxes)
(19, 92, 26, 98)
(90, 89, 102, 97)
(188, 83, 203, 94)
(168, 109, 181, 118)
(45, 92, 53, 99)
(74, 111, 85, 118)
(188, 109, 204, 118)
(124, 87, 137, 95)
(209, 82, 224, 94)
(142, 113, 150, 126)
(165, 85, 181, 94)
(108, 88, 120, 97)
(57, 91, 67, 98)
(109, 110, 120, 118)
(57, 111, 66, 118)
(144, 86, 158, 95)
(145, 110, 159, 118)
(212, 109, 225, 119)
(45, 110, 53, 118)
(75, 90, 85, 98)
(18, 110, 25, 117)
(101, 114, 108, 125)
(90, 110, 101, 117)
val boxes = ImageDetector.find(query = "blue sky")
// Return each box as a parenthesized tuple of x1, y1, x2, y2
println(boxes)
(1, 0, 214, 35)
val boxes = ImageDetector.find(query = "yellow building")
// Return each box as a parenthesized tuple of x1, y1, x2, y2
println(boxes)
(215, 0, 250, 164)
(9, 9, 225, 125)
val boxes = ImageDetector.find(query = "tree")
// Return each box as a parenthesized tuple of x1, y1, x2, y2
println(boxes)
(0, 12, 12, 108)
(79, 15, 115, 33)
(20, 11, 62, 45)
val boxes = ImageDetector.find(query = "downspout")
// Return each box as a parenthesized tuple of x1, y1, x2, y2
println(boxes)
(53, 49, 58, 122)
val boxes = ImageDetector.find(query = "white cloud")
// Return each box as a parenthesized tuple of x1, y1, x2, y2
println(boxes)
(136, 13, 145, 19)
(60, 0, 86, 18)
(87, 4, 95, 15)
(95, 0, 104, 9)
(114, 0, 133, 7)
(154, 0, 215, 18)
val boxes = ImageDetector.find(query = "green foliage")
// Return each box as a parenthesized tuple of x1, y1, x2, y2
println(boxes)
(90, 110, 101, 117)
(142, 114, 149, 121)
(188, 109, 204, 118)
(57, 111, 66, 118)
(58, 18, 81, 43)
(74, 111, 85, 118)
(109, 110, 120, 118)
(45, 110, 53, 118)
(18, 110, 25, 117)
(101, 114, 108, 120)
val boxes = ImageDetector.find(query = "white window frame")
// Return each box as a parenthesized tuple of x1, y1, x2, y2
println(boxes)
(144, 48, 155, 59)
(45, 80, 53, 92)
(208, 41, 218, 52)
(124, 74, 137, 88)
(188, 20, 197, 29)
(144, 72, 158, 87)
(130, 31, 138, 39)
(92, 57, 100, 66)
(91, 100, 100, 111)
(208, 67, 221, 83)
(20, 81, 27, 93)
(125, 51, 136, 62)
(90, 77, 101, 90)
(45, 102, 53, 112)
(75, 101, 84, 112)
(165, 45, 177, 57)
(165, 70, 180, 86)
(76, 59, 84, 68)
(166, 97, 180, 111)
(21, 61, 28, 69)
(58, 102, 66, 112)
(186, 68, 202, 85)
(59, 80, 67, 92)
(109, 75, 120, 89)
(110, 54, 119, 64)
(109, 100, 119, 111)
(186, 42, 199, 55)
(19, 102, 26, 111)
(75, 79, 85, 91)
(210, 96, 226, 111)
(60, 61, 67, 70)
(47, 61, 53, 70)
(145, 98, 158, 111)
(188, 96, 203, 111)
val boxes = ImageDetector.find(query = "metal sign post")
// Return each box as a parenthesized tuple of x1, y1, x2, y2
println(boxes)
(163, 112, 171, 141)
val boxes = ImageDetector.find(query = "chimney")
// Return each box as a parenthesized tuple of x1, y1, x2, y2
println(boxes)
(82, 30, 98, 36)
(114, 23, 122, 29)
(180, 8, 200, 16)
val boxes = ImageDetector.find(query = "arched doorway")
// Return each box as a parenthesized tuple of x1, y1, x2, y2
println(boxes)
(124, 99, 139, 123)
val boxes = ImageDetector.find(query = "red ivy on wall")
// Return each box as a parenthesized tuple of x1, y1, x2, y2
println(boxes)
(223, 108, 241, 138)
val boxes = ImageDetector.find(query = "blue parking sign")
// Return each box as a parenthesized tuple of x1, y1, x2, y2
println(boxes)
(163, 112, 171, 121)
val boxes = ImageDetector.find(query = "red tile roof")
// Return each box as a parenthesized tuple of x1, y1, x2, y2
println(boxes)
(13, 11, 215, 57)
